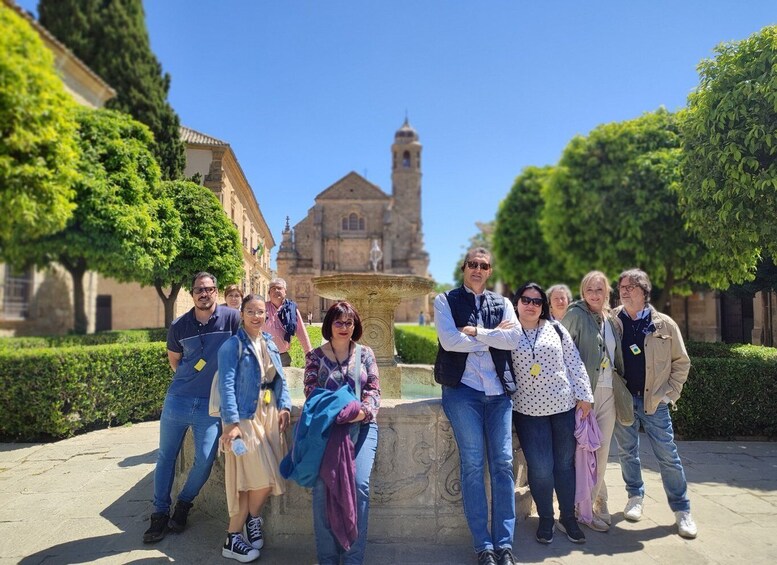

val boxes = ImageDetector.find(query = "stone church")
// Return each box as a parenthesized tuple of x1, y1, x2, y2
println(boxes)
(276, 120, 431, 322)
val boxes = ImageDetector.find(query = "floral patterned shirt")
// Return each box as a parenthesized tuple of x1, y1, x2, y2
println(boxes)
(303, 343, 381, 423)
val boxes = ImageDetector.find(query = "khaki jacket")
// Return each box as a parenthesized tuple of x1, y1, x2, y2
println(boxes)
(612, 305, 690, 415)
(562, 301, 634, 425)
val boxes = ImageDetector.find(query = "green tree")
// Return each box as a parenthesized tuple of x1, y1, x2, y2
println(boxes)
(38, 0, 186, 180)
(147, 180, 244, 327)
(542, 109, 714, 311)
(680, 25, 777, 284)
(493, 166, 569, 290)
(0, 5, 79, 260)
(16, 108, 173, 333)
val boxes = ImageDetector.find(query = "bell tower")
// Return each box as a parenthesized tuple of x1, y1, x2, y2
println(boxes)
(391, 118, 423, 237)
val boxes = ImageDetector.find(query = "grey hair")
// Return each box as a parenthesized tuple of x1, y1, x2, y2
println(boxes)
(618, 268, 651, 303)
(269, 277, 287, 289)
(463, 247, 491, 264)
(547, 284, 573, 304)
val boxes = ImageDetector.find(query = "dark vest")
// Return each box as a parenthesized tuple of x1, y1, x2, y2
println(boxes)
(434, 286, 516, 392)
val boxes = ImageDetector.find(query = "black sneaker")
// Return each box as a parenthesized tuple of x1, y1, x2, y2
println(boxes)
(557, 517, 586, 544)
(142, 512, 169, 543)
(536, 517, 555, 544)
(222, 532, 260, 563)
(168, 500, 193, 533)
(244, 514, 264, 549)
(477, 549, 497, 565)
(496, 547, 516, 565)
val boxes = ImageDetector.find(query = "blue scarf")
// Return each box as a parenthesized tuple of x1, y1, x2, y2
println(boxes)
(278, 299, 298, 343)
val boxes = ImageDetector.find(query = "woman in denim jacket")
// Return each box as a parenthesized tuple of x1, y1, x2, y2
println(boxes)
(217, 294, 291, 562)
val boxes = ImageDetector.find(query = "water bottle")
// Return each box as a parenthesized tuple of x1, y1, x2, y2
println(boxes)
(231, 437, 247, 456)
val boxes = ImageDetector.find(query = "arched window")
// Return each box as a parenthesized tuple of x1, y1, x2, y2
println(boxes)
(342, 212, 365, 231)
(402, 151, 411, 168)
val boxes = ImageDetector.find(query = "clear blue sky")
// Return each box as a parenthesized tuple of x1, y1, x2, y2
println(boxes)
(18, 1, 777, 285)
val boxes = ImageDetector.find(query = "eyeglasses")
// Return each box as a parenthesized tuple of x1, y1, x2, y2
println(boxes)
(333, 320, 355, 329)
(619, 284, 637, 293)
(192, 286, 216, 295)
(519, 296, 544, 307)
(243, 309, 265, 317)
(465, 261, 491, 271)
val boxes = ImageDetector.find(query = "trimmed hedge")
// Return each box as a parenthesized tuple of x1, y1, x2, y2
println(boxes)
(0, 342, 170, 441)
(685, 340, 777, 360)
(0, 328, 167, 351)
(395, 326, 437, 364)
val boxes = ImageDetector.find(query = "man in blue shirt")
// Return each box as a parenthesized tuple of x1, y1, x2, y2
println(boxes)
(143, 272, 240, 543)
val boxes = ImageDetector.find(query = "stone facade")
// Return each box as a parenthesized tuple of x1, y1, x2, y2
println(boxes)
(276, 120, 431, 322)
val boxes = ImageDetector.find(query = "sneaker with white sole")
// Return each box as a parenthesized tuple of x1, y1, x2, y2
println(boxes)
(624, 495, 644, 522)
(675, 510, 698, 539)
(594, 498, 611, 525)
(222, 532, 260, 563)
(580, 515, 610, 532)
(245, 514, 264, 549)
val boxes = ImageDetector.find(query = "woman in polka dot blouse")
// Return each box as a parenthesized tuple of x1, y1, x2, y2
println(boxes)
(509, 282, 594, 546)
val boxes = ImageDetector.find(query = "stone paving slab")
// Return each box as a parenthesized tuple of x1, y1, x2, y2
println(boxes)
(1, 421, 776, 564)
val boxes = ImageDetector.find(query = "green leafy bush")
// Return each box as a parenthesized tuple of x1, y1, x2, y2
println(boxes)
(685, 340, 777, 360)
(0, 329, 167, 351)
(0, 342, 170, 441)
(288, 325, 323, 368)
(395, 326, 437, 364)
(674, 357, 777, 439)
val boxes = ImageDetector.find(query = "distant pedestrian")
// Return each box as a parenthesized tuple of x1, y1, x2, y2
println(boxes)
(418, 311, 425, 325)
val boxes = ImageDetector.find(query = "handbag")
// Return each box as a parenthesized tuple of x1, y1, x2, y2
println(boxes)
(208, 336, 243, 417)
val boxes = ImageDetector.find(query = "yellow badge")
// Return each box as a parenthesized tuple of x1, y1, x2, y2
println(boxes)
(194, 358, 206, 371)
(601, 357, 610, 369)
(263, 389, 271, 404)
(530, 363, 541, 377)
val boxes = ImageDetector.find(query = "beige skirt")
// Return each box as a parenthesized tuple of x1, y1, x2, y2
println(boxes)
(224, 391, 287, 517)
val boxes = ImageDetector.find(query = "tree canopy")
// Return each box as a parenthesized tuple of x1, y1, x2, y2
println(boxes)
(39, 0, 186, 180)
(680, 25, 777, 284)
(492, 166, 568, 290)
(147, 179, 244, 327)
(541, 108, 715, 310)
(16, 107, 173, 333)
(0, 5, 79, 260)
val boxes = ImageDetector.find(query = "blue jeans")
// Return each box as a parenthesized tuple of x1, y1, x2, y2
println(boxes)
(613, 396, 690, 512)
(152, 394, 221, 514)
(514, 408, 577, 520)
(442, 384, 515, 553)
(313, 421, 378, 565)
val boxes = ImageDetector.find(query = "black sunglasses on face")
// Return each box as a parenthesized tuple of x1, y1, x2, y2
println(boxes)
(465, 261, 491, 271)
(519, 296, 544, 306)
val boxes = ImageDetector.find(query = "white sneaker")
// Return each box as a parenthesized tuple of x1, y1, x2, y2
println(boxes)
(675, 510, 698, 539)
(624, 496, 644, 522)
(581, 515, 610, 532)
(594, 498, 611, 525)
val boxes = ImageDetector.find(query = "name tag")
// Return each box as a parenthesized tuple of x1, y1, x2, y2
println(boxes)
(629, 344, 641, 356)
(194, 358, 207, 371)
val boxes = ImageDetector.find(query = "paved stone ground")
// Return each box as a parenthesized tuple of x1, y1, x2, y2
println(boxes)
(1, 421, 776, 564)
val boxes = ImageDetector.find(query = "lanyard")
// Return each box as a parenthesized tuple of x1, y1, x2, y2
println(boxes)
(522, 325, 541, 359)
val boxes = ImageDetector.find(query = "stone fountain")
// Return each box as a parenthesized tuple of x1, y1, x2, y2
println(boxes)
(311, 239, 433, 397)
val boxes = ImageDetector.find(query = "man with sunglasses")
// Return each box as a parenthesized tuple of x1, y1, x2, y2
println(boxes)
(434, 248, 521, 565)
(612, 269, 697, 539)
(144, 272, 240, 544)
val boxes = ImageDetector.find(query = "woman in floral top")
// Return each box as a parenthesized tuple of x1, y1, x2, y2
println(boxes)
(304, 301, 380, 564)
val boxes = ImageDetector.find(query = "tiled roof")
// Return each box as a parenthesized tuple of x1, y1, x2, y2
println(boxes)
(179, 125, 229, 146)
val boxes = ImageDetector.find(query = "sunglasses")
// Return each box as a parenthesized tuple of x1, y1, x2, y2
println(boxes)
(519, 296, 544, 307)
(465, 261, 491, 271)
(333, 320, 355, 329)
(192, 286, 216, 295)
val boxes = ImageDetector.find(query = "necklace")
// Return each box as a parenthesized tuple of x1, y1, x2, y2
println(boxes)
(332, 341, 353, 378)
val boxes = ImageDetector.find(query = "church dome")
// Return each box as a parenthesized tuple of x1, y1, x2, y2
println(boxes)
(395, 118, 419, 143)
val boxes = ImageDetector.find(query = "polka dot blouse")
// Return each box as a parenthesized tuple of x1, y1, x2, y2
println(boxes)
(511, 320, 594, 417)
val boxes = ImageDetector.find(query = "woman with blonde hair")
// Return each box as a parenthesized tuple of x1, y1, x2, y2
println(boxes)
(561, 271, 634, 532)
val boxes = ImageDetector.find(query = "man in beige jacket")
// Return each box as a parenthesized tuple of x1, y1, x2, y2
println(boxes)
(612, 268, 697, 539)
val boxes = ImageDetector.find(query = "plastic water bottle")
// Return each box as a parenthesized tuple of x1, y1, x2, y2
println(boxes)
(231, 437, 247, 456)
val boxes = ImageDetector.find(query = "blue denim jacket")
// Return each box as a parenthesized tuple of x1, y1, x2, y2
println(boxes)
(217, 328, 292, 424)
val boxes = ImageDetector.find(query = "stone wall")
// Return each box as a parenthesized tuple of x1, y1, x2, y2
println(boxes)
(176, 398, 531, 544)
